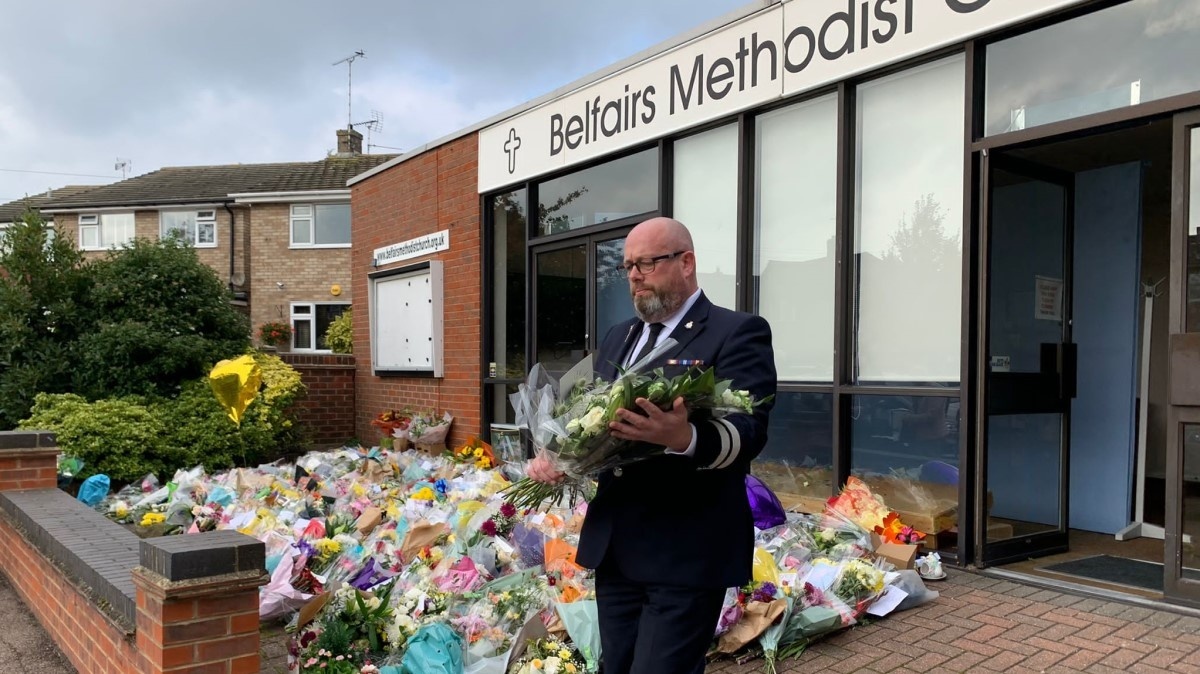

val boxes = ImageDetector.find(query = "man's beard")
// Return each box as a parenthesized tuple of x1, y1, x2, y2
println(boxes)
(633, 287, 683, 323)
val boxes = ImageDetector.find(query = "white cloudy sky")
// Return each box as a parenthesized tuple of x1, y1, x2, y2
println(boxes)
(0, 0, 750, 203)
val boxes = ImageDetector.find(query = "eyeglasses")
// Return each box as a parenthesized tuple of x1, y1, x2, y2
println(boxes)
(618, 250, 687, 275)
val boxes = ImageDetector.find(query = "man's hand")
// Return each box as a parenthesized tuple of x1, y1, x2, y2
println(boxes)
(609, 396, 692, 450)
(526, 453, 565, 484)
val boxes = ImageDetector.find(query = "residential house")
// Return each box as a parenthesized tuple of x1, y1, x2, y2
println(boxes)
(0, 185, 102, 240)
(41, 129, 395, 352)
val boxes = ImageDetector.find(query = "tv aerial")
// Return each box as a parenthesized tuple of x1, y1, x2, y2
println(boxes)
(114, 158, 131, 179)
(333, 50, 366, 130)
(351, 110, 383, 151)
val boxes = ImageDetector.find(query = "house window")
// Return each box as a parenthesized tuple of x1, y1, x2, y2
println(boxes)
(160, 210, 216, 246)
(290, 203, 351, 247)
(79, 213, 135, 251)
(291, 302, 349, 351)
(0, 222, 56, 252)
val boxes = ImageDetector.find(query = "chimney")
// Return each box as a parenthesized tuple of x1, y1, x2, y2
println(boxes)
(336, 128, 363, 155)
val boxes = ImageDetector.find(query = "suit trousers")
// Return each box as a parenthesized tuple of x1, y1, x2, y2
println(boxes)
(596, 560, 726, 674)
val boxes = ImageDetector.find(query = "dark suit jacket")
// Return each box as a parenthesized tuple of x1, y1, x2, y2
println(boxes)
(575, 292, 777, 589)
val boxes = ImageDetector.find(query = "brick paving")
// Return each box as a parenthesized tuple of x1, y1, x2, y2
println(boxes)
(262, 568, 1200, 673)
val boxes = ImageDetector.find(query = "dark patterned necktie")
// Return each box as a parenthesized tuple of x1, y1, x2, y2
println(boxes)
(631, 322, 665, 367)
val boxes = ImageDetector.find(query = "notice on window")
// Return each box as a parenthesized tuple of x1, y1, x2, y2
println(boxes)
(1035, 276, 1064, 321)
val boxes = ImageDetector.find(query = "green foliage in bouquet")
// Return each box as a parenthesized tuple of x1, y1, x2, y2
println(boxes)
(303, 592, 395, 674)
(506, 364, 770, 511)
(510, 636, 588, 674)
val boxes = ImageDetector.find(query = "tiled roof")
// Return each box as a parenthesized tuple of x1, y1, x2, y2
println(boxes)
(0, 185, 103, 223)
(41, 154, 398, 210)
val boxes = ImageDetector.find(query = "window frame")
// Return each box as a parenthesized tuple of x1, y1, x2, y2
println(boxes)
(159, 209, 217, 248)
(290, 301, 350, 352)
(289, 203, 351, 248)
(78, 212, 134, 251)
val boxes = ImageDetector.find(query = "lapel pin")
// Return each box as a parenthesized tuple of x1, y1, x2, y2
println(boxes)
(685, 321, 693, 329)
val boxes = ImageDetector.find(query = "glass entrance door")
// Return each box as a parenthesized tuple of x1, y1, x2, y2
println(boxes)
(532, 231, 635, 376)
(979, 155, 1076, 565)
(533, 242, 587, 375)
(1165, 109, 1200, 607)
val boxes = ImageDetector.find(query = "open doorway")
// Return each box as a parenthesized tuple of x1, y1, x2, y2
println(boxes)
(980, 119, 1174, 600)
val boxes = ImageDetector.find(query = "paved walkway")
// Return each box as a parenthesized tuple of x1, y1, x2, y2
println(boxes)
(261, 568, 1200, 673)
(0, 572, 77, 672)
(708, 569, 1200, 673)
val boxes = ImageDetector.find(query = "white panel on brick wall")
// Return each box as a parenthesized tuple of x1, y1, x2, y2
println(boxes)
(370, 261, 444, 376)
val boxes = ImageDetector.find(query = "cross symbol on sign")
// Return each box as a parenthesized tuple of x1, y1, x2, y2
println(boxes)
(504, 128, 521, 175)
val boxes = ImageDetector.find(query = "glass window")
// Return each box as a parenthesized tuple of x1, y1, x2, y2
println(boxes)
(986, 0, 1200, 137)
(854, 56, 965, 384)
(1189, 128, 1200, 332)
(752, 392, 834, 509)
(489, 383, 520, 426)
(755, 95, 838, 381)
(1183, 424, 1200, 574)
(315, 204, 351, 245)
(490, 189, 527, 379)
(850, 393, 960, 551)
(80, 223, 98, 250)
(80, 213, 134, 250)
(536, 148, 658, 235)
(673, 124, 738, 310)
(292, 303, 349, 351)
(534, 244, 587, 374)
(160, 210, 216, 247)
(291, 205, 312, 245)
(987, 413, 1062, 537)
(595, 236, 634, 344)
(291, 204, 350, 246)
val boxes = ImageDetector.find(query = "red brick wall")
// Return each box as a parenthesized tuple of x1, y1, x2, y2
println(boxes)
(351, 135, 481, 450)
(280, 353, 356, 446)
(0, 514, 140, 674)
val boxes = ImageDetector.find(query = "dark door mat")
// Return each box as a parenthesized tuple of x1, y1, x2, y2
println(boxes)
(1040, 555, 1173, 591)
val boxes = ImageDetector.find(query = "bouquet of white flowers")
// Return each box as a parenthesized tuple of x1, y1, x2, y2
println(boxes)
(505, 338, 769, 510)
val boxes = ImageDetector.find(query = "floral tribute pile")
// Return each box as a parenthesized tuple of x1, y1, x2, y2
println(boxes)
(95, 439, 937, 673)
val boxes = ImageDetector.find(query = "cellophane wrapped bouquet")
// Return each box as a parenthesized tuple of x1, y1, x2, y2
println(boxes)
(504, 337, 770, 510)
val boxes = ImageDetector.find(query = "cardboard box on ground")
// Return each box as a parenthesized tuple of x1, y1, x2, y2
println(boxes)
(754, 462, 1005, 556)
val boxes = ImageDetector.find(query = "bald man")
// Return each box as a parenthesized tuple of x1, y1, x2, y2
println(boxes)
(528, 217, 777, 674)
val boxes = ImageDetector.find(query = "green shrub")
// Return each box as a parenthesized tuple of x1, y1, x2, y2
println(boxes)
(324, 310, 353, 354)
(72, 237, 250, 400)
(21, 352, 307, 481)
(0, 210, 91, 428)
(21, 393, 170, 483)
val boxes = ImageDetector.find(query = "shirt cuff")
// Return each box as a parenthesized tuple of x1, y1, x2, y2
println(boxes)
(664, 424, 698, 458)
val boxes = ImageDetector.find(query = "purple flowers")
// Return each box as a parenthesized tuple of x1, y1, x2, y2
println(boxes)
(751, 582, 778, 604)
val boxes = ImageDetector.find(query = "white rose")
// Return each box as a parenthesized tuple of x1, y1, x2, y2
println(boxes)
(545, 657, 562, 674)
(565, 418, 582, 434)
(580, 406, 606, 436)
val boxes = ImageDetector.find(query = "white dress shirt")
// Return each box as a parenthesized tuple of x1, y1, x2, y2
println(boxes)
(625, 288, 702, 456)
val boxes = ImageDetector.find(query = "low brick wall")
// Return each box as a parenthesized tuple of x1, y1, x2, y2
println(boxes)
(0, 493, 141, 673)
(0, 431, 269, 674)
(279, 353, 356, 446)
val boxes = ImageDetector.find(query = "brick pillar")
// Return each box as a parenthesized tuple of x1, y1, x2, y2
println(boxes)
(133, 531, 267, 674)
(0, 431, 59, 491)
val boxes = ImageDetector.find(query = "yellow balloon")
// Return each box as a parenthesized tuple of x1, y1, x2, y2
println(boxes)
(209, 355, 263, 425)
(752, 546, 781, 586)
